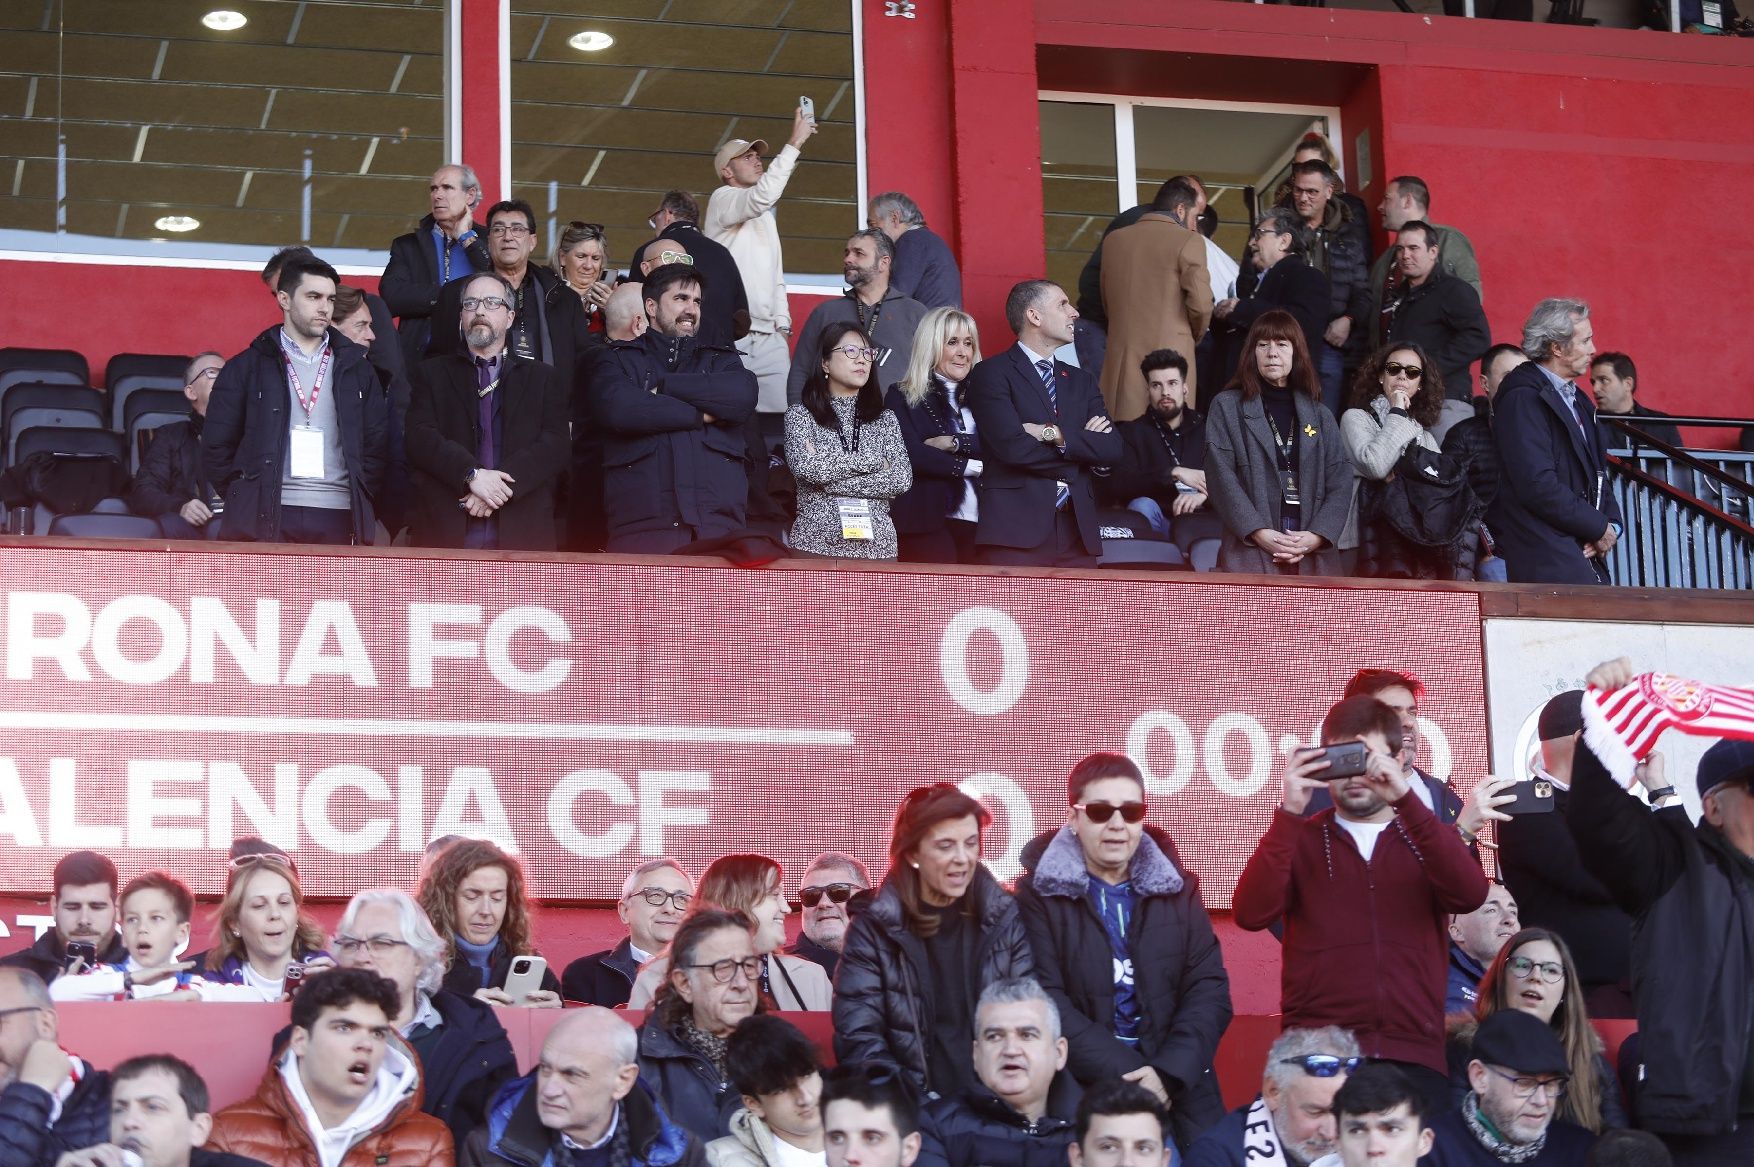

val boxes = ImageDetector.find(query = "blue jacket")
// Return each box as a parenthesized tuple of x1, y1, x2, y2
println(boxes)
(462, 1072, 703, 1167)
(0, 1067, 111, 1167)
(890, 225, 963, 310)
(1445, 943, 1486, 1016)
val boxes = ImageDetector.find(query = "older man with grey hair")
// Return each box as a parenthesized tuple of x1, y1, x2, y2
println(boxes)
(1183, 1027, 1363, 1167)
(787, 852, 872, 980)
(562, 858, 694, 1007)
(869, 191, 962, 310)
(381, 163, 491, 370)
(918, 978, 1077, 1167)
(1485, 297, 1624, 585)
(464, 1006, 707, 1167)
(331, 886, 516, 1147)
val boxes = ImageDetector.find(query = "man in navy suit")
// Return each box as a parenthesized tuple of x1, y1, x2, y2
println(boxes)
(1487, 298, 1624, 585)
(967, 280, 1123, 567)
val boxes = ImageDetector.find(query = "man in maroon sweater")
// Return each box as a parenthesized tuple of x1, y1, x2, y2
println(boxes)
(1233, 695, 1488, 1108)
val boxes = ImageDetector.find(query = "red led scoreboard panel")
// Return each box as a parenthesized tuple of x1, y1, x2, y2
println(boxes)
(0, 544, 1487, 909)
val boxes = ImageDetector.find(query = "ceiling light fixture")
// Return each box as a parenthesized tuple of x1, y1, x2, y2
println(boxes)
(568, 30, 614, 52)
(154, 215, 201, 233)
(202, 10, 248, 32)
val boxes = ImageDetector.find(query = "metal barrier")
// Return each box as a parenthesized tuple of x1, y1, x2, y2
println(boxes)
(1603, 418, 1754, 588)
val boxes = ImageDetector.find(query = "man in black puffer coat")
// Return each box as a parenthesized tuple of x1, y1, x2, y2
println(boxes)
(0, 968, 111, 1167)
(1014, 753, 1232, 1151)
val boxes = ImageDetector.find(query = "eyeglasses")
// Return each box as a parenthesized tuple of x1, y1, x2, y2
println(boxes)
(1506, 955, 1565, 985)
(1383, 362, 1424, 380)
(836, 345, 878, 361)
(567, 220, 605, 239)
(1253, 225, 1285, 239)
(800, 883, 858, 908)
(461, 297, 512, 312)
(488, 223, 532, 237)
(628, 888, 692, 910)
(681, 956, 762, 984)
(1281, 1054, 1365, 1078)
(1075, 801, 1148, 825)
(1485, 1065, 1569, 1100)
(332, 935, 413, 958)
(656, 251, 693, 266)
(229, 852, 293, 871)
(187, 367, 221, 386)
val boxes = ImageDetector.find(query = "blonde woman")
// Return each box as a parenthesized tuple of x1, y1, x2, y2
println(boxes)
(883, 306, 984, 562)
(552, 220, 612, 333)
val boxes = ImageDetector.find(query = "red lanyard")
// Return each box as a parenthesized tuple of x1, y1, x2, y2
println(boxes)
(283, 342, 331, 417)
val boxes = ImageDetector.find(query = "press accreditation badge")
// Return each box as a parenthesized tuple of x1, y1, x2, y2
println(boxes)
(1703, 0, 1723, 27)
(837, 497, 875, 541)
(1281, 470, 1302, 507)
(290, 426, 325, 479)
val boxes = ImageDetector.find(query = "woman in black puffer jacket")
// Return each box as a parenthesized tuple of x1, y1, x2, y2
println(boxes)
(832, 783, 1033, 1099)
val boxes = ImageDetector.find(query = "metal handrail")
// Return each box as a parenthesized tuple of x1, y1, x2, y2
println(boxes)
(1601, 421, 1754, 501)
(1609, 459, 1754, 540)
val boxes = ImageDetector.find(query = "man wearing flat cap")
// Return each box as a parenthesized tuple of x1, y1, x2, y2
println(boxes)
(1497, 690, 1636, 1017)
(705, 104, 818, 428)
(1424, 1010, 1594, 1166)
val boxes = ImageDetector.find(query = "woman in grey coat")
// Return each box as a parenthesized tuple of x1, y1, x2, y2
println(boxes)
(1204, 309, 1355, 575)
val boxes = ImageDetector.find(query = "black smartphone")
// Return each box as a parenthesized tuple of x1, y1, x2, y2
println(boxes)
(1314, 741, 1369, 780)
(63, 940, 97, 969)
(1502, 778, 1557, 815)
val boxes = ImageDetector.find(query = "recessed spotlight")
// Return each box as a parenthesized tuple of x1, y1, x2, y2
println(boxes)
(154, 215, 201, 233)
(568, 30, 614, 52)
(202, 10, 247, 32)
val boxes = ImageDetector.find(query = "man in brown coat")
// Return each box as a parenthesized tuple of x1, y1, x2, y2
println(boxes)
(1098, 177, 1213, 420)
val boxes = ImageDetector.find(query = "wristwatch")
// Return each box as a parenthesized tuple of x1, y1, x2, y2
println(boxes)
(1042, 424, 1062, 445)
(1646, 786, 1678, 807)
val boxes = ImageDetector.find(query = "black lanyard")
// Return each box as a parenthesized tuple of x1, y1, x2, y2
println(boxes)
(1263, 408, 1296, 472)
(853, 295, 884, 336)
(1151, 415, 1182, 468)
(836, 412, 863, 454)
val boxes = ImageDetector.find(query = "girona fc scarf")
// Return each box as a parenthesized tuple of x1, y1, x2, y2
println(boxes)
(1582, 672, 1754, 785)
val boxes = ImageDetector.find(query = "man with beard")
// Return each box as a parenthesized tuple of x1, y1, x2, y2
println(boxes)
(786, 230, 927, 407)
(592, 264, 759, 552)
(1424, 1010, 1593, 1167)
(1097, 348, 1224, 570)
(1233, 696, 1489, 1108)
(786, 853, 870, 981)
(0, 851, 124, 984)
(1184, 1028, 1360, 1167)
(404, 271, 570, 550)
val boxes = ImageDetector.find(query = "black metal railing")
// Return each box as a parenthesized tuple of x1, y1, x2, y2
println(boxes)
(1601, 418, 1754, 588)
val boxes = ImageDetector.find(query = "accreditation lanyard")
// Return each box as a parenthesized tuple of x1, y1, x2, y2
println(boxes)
(836, 413, 863, 455)
(1152, 416, 1182, 469)
(1263, 408, 1302, 508)
(283, 341, 331, 418)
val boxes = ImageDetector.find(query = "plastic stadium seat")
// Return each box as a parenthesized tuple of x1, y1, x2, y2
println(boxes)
(104, 352, 188, 388)
(12, 426, 127, 467)
(0, 347, 89, 390)
(89, 497, 133, 514)
(0, 368, 87, 399)
(4, 386, 105, 466)
(130, 411, 192, 473)
(1098, 538, 1187, 569)
(123, 388, 189, 434)
(48, 512, 163, 539)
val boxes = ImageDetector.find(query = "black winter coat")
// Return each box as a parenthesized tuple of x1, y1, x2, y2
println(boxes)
(1568, 737, 1754, 1135)
(559, 937, 640, 1007)
(1096, 411, 1225, 555)
(0, 1069, 111, 1166)
(381, 214, 492, 371)
(592, 331, 758, 543)
(917, 1079, 1079, 1167)
(1440, 411, 1500, 512)
(628, 224, 751, 350)
(427, 266, 600, 391)
(202, 327, 389, 543)
(884, 379, 983, 537)
(1383, 271, 1491, 402)
(1216, 256, 1331, 384)
(637, 1013, 741, 1142)
(1308, 203, 1371, 350)
(440, 938, 563, 999)
(1014, 826, 1231, 1149)
(415, 988, 520, 1149)
(128, 413, 213, 517)
(1497, 784, 1633, 991)
(0, 929, 127, 983)
(832, 867, 1034, 1096)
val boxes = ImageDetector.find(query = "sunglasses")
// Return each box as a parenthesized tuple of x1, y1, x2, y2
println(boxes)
(1282, 1054, 1365, 1077)
(1383, 362, 1423, 380)
(800, 883, 858, 908)
(1075, 801, 1148, 824)
(229, 852, 293, 871)
(656, 251, 694, 266)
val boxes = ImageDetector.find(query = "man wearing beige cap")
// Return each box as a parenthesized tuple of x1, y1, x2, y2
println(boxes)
(705, 105, 817, 425)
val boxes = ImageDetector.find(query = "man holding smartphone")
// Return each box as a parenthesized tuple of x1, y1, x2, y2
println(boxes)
(1233, 695, 1489, 1111)
(0, 851, 125, 986)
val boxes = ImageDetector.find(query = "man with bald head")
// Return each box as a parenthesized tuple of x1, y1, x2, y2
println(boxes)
(604, 283, 649, 343)
(0, 967, 112, 1165)
(382, 164, 491, 369)
(463, 1006, 707, 1166)
(640, 238, 693, 279)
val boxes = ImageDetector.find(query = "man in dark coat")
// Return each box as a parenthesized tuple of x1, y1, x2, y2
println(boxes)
(1487, 298, 1624, 585)
(592, 264, 759, 553)
(0, 851, 124, 985)
(0, 968, 111, 1167)
(380, 164, 491, 371)
(967, 280, 1122, 567)
(629, 190, 751, 349)
(405, 272, 570, 551)
(1212, 209, 1330, 385)
(1589, 351, 1683, 450)
(202, 253, 390, 545)
(561, 859, 692, 1007)
(1014, 754, 1231, 1151)
(131, 353, 224, 538)
(871, 191, 964, 310)
(1382, 222, 1490, 404)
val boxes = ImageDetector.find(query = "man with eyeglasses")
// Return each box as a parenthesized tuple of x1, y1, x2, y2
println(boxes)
(788, 853, 871, 981)
(630, 190, 750, 351)
(466, 1006, 703, 1167)
(405, 269, 570, 551)
(1184, 1027, 1361, 1167)
(641, 239, 694, 279)
(126, 351, 225, 538)
(785, 230, 927, 410)
(1425, 1009, 1592, 1167)
(638, 911, 761, 1140)
(0, 967, 112, 1166)
(563, 859, 694, 1008)
(330, 888, 516, 1148)
(1015, 752, 1231, 1150)
(1211, 209, 1329, 384)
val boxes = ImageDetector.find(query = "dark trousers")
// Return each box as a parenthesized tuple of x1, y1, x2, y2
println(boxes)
(978, 510, 1097, 568)
(607, 528, 697, 555)
(279, 505, 354, 545)
(899, 518, 977, 564)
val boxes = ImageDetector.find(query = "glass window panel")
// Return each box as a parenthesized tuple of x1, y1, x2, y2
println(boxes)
(1039, 100, 1117, 295)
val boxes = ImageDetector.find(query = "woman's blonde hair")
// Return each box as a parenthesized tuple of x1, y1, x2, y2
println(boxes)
(897, 307, 982, 406)
(205, 856, 325, 974)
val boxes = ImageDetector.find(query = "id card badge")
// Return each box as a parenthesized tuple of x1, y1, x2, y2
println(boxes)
(1703, 0, 1724, 27)
(1280, 470, 1302, 506)
(837, 497, 875, 541)
(289, 426, 325, 479)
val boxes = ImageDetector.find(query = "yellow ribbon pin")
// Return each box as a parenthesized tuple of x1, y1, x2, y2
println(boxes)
(1303, 424, 1317, 437)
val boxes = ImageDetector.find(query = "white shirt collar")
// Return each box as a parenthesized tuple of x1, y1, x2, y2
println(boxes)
(1017, 342, 1055, 369)
(561, 1103, 620, 1150)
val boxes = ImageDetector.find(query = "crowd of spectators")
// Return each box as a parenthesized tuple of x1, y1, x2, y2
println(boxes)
(0, 656, 1745, 1167)
(62, 120, 1684, 587)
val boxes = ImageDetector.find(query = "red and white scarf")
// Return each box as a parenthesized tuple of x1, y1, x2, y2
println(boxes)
(1583, 672, 1754, 785)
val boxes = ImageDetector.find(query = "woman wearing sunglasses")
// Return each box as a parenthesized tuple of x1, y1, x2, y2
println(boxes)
(1013, 753, 1232, 1150)
(200, 841, 333, 999)
(1341, 342, 1479, 579)
(785, 322, 912, 559)
(1450, 927, 1626, 1132)
(552, 220, 613, 334)
(833, 783, 1033, 1098)
(627, 854, 832, 1011)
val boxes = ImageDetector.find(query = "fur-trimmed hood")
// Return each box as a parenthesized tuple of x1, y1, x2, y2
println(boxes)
(1023, 824, 1185, 899)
